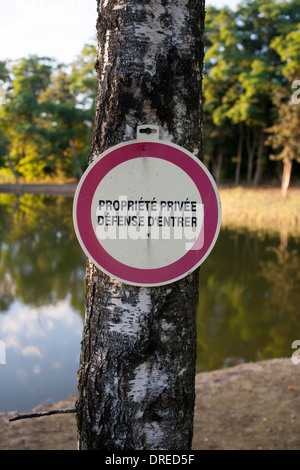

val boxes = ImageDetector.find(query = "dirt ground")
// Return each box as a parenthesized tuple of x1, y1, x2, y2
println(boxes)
(0, 358, 299, 450)
(193, 358, 300, 450)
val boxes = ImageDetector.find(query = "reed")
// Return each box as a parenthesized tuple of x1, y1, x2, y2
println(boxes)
(219, 186, 300, 238)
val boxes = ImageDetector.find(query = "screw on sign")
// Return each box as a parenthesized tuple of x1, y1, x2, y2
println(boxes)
(73, 126, 221, 286)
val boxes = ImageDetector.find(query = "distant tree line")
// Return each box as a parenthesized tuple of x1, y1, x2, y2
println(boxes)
(0, 44, 98, 183)
(204, 0, 300, 195)
(0, 0, 299, 195)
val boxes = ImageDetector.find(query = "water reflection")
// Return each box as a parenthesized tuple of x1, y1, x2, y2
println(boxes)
(0, 298, 83, 412)
(196, 229, 300, 372)
(0, 193, 300, 410)
(0, 194, 85, 313)
(0, 194, 85, 412)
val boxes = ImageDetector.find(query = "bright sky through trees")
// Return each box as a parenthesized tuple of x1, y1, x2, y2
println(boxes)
(1, 0, 298, 192)
(0, 0, 240, 64)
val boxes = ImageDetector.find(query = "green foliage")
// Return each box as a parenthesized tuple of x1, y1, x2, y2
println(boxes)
(0, 2, 299, 190)
(203, 0, 300, 189)
(0, 42, 97, 183)
(266, 103, 300, 164)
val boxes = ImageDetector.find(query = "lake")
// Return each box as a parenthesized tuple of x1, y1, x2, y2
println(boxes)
(0, 193, 299, 412)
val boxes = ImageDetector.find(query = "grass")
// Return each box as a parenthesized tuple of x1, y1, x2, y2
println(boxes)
(219, 186, 300, 238)
(0, 177, 299, 238)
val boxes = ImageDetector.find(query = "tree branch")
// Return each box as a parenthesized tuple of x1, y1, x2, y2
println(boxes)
(9, 408, 76, 422)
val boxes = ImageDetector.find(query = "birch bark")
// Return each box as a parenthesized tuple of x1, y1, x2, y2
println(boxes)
(76, 0, 205, 450)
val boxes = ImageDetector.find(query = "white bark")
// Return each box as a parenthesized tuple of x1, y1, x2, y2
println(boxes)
(77, 0, 205, 450)
(281, 158, 292, 198)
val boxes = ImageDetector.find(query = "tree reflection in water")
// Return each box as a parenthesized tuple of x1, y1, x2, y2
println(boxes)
(1, 194, 300, 408)
(197, 228, 300, 372)
(0, 193, 85, 412)
(0, 193, 85, 316)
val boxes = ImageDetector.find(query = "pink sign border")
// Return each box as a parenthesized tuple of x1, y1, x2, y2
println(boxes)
(73, 141, 221, 286)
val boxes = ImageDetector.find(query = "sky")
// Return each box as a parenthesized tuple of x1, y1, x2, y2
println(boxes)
(0, 0, 240, 65)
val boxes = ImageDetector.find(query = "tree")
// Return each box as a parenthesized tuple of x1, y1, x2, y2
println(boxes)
(0, 46, 97, 183)
(266, 103, 300, 198)
(203, 6, 246, 186)
(39, 67, 90, 178)
(38, 44, 98, 179)
(69, 42, 98, 112)
(203, 0, 300, 186)
(203, 6, 239, 183)
(76, 0, 204, 450)
(0, 56, 54, 181)
(266, 15, 300, 197)
(236, 0, 300, 185)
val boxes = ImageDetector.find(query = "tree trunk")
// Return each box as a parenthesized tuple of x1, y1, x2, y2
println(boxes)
(69, 138, 83, 178)
(253, 128, 264, 186)
(76, 0, 205, 450)
(281, 158, 292, 198)
(234, 122, 244, 186)
(7, 154, 21, 185)
(246, 127, 255, 184)
(213, 145, 223, 186)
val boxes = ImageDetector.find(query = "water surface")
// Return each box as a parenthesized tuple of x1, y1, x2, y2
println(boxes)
(0, 194, 85, 412)
(197, 228, 300, 371)
(0, 193, 299, 412)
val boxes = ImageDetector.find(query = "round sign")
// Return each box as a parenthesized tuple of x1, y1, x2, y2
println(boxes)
(73, 137, 221, 286)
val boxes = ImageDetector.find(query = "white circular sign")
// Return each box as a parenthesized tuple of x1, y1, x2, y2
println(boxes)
(73, 139, 221, 286)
